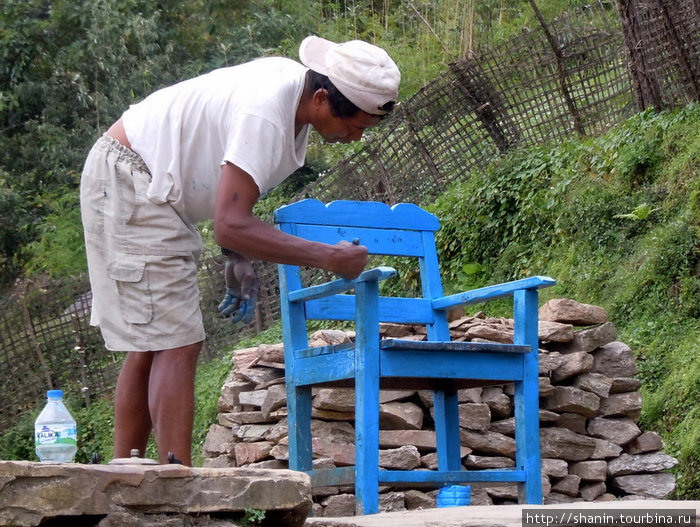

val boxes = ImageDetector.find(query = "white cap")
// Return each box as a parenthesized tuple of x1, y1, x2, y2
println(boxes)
(299, 35, 400, 116)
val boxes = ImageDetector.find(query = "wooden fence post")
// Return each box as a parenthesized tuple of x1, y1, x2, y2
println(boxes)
(21, 281, 53, 390)
(70, 313, 91, 408)
(616, 0, 664, 109)
(449, 62, 517, 153)
(528, 0, 586, 135)
(652, 0, 700, 100)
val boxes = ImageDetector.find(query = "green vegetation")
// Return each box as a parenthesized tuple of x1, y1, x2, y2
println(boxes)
(1, 0, 596, 288)
(1, 0, 697, 501)
(6, 105, 697, 498)
(190, 350, 237, 467)
(240, 508, 266, 526)
(430, 104, 700, 497)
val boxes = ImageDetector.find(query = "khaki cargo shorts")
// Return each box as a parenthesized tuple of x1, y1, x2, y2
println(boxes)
(80, 134, 206, 351)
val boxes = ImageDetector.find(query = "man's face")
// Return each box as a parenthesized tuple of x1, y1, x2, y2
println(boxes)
(313, 105, 382, 144)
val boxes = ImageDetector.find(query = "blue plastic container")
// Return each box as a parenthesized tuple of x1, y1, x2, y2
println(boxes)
(436, 485, 471, 507)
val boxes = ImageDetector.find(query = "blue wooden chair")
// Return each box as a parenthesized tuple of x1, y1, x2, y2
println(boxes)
(275, 199, 555, 515)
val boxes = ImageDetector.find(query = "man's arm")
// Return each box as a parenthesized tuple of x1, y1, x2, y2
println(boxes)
(213, 162, 368, 280)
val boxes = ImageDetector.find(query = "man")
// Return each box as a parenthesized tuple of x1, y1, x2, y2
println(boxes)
(80, 36, 400, 465)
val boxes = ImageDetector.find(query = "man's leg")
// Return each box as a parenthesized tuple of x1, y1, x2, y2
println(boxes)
(148, 341, 203, 465)
(114, 351, 155, 459)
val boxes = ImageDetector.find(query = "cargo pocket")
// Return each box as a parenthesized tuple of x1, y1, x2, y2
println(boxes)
(80, 175, 106, 234)
(107, 256, 153, 325)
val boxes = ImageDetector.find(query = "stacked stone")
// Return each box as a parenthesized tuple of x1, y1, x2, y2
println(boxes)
(202, 298, 678, 517)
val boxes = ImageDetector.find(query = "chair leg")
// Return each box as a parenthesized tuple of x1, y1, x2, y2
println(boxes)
(287, 385, 313, 472)
(354, 384, 380, 515)
(514, 377, 543, 503)
(515, 376, 542, 505)
(354, 281, 380, 515)
(514, 288, 543, 504)
(434, 388, 462, 471)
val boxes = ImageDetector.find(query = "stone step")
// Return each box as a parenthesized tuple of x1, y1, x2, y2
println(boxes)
(0, 460, 311, 527)
(304, 500, 700, 527)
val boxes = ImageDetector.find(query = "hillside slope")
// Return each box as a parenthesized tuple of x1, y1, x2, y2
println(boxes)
(429, 103, 700, 498)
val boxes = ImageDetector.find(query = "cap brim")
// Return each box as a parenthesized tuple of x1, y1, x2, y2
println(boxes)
(299, 36, 336, 75)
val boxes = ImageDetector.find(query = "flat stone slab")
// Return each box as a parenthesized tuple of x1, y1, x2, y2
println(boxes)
(304, 500, 699, 527)
(0, 460, 311, 527)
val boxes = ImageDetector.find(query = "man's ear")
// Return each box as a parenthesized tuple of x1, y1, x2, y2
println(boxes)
(312, 88, 330, 108)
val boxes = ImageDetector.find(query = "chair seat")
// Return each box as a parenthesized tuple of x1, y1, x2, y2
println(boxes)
(293, 339, 533, 389)
(296, 338, 529, 358)
(380, 338, 530, 353)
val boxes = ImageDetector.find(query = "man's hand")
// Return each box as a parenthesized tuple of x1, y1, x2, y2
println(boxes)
(330, 240, 368, 280)
(218, 250, 258, 324)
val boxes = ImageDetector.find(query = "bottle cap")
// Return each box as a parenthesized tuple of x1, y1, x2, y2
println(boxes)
(47, 390, 63, 399)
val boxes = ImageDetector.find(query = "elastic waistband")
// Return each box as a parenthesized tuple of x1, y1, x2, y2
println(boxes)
(95, 133, 150, 174)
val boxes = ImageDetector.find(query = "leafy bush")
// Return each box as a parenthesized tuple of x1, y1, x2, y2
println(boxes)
(0, 174, 34, 288)
(74, 396, 116, 463)
(431, 102, 700, 498)
(0, 394, 114, 464)
(23, 189, 87, 278)
(429, 144, 569, 288)
(0, 411, 36, 461)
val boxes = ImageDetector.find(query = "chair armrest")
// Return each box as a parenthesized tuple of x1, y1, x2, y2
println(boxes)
(432, 275, 556, 310)
(287, 266, 397, 303)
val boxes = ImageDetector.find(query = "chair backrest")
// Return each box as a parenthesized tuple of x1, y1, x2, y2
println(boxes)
(275, 199, 451, 340)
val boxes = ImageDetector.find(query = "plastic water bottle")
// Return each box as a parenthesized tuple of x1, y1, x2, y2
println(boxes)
(436, 485, 471, 507)
(34, 390, 77, 463)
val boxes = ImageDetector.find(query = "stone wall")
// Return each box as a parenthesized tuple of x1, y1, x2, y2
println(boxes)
(202, 298, 679, 517)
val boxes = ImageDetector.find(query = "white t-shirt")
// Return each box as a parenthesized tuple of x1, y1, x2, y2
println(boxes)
(122, 57, 310, 224)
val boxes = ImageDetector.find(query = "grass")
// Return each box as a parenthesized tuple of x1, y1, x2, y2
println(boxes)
(430, 102, 700, 498)
(1, 104, 698, 499)
(0, 324, 282, 466)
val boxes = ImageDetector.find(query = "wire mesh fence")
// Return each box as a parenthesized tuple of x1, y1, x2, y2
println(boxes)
(305, 1, 638, 204)
(617, 0, 700, 109)
(1, 0, 698, 430)
(0, 253, 279, 429)
(0, 277, 119, 424)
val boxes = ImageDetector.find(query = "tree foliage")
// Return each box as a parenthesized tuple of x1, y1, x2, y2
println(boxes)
(1, 1, 698, 499)
(0, 0, 594, 288)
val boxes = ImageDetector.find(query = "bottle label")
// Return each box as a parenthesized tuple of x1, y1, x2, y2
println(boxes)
(35, 424, 78, 446)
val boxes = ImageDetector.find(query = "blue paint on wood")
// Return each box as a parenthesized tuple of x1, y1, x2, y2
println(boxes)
(275, 199, 555, 515)
(305, 296, 435, 324)
(434, 389, 462, 471)
(379, 469, 527, 484)
(275, 199, 440, 230)
(287, 267, 396, 303)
